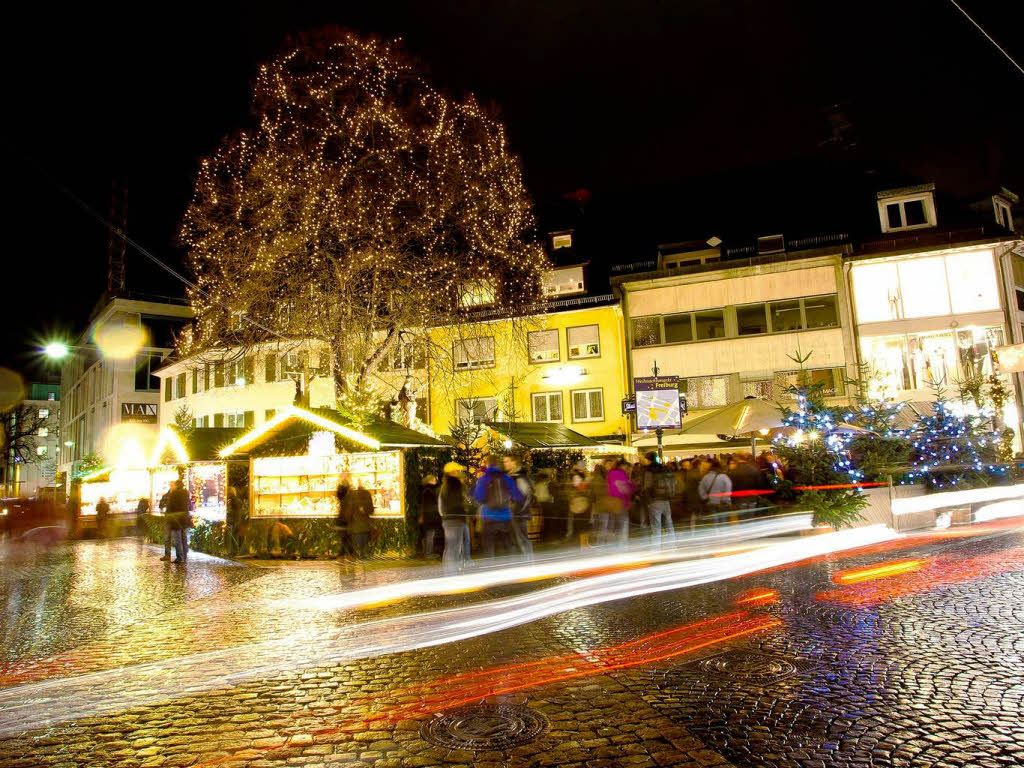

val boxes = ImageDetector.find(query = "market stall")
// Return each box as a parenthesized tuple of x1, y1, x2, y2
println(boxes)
(211, 406, 447, 557)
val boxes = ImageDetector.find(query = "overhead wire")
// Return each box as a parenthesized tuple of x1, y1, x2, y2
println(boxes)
(947, 0, 1024, 77)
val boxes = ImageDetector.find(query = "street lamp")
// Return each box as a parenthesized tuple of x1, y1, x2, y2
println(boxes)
(43, 342, 69, 360)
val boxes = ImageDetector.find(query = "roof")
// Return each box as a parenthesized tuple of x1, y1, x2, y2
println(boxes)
(218, 407, 445, 458)
(484, 421, 603, 448)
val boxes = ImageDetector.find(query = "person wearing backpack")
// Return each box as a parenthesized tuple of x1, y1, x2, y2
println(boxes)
(643, 452, 677, 541)
(472, 455, 523, 558)
(503, 453, 534, 560)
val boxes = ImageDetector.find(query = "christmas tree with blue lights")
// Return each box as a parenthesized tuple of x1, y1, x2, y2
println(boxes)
(907, 382, 1004, 490)
(773, 349, 867, 527)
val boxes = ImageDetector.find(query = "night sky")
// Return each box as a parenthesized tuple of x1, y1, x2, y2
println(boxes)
(7, 0, 1022, 380)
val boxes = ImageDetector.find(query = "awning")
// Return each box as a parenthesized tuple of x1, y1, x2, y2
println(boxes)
(484, 421, 603, 449)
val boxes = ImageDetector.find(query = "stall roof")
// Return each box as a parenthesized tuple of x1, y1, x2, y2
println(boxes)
(218, 406, 446, 458)
(485, 421, 603, 448)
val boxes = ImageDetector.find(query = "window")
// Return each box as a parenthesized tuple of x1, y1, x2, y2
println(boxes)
(768, 300, 802, 332)
(415, 397, 429, 422)
(632, 316, 662, 347)
(226, 358, 250, 386)
(551, 233, 573, 249)
(881, 195, 934, 232)
(567, 325, 600, 359)
(742, 379, 773, 400)
(736, 304, 769, 336)
(775, 368, 847, 399)
(194, 416, 207, 429)
(392, 342, 425, 371)
(134, 352, 162, 391)
(164, 377, 173, 402)
(532, 392, 563, 422)
(223, 411, 246, 428)
(1016, 289, 1024, 312)
(945, 251, 1000, 314)
(683, 376, 730, 410)
(265, 409, 276, 421)
(995, 199, 1013, 230)
(282, 352, 308, 383)
(37, 445, 47, 457)
(265, 354, 277, 382)
(456, 397, 498, 423)
(694, 310, 725, 340)
(454, 337, 495, 370)
(803, 295, 839, 329)
(38, 409, 49, 419)
(459, 280, 496, 307)
(175, 373, 186, 399)
(663, 313, 693, 343)
(542, 266, 585, 296)
(38, 427, 49, 438)
(571, 388, 604, 422)
(528, 330, 560, 363)
(861, 327, 1003, 394)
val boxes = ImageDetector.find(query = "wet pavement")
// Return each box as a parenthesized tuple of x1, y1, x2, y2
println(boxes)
(0, 518, 1022, 768)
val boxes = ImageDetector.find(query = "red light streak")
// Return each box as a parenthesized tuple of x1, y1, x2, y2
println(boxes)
(193, 611, 779, 768)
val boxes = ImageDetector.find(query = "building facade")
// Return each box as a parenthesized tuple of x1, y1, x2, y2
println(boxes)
(58, 296, 193, 482)
(614, 244, 854, 452)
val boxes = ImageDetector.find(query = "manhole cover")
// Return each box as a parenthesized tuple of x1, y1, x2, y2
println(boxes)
(420, 703, 549, 750)
(696, 650, 797, 683)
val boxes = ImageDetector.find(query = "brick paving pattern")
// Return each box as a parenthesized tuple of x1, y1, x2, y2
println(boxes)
(0, 519, 1021, 767)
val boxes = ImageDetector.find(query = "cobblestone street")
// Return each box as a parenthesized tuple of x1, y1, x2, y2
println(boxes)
(1, 517, 1022, 768)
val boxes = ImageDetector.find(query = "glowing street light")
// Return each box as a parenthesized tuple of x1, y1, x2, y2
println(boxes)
(43, 342, 69, 360)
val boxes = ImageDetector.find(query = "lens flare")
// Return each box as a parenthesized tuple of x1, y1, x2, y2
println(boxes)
(0, 368, 25, 412)
(93, 320, 148, 360)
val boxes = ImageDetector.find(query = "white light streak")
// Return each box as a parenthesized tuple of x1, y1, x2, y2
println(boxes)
(892, 484, 1024, 515)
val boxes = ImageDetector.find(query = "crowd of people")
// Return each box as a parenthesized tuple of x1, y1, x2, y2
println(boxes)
(407, 449, 787, 574)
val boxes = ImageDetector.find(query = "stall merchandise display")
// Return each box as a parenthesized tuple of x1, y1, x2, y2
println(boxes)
(252, 450, 403, 518)
(80, 468, 151, 515)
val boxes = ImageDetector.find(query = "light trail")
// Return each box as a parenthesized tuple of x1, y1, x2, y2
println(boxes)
(833, 559, 925, 584)
(0, 523, 893, 736)
(892, 483, 1024, 515)
(816, 547, 1024, 607)
(292, 514, 816, 612)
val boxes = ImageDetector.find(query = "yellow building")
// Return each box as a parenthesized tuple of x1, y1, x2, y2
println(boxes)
(425, 290, 630, 443)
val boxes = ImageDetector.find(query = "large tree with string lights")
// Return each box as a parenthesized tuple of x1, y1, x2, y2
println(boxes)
(180, 29, 548, 416)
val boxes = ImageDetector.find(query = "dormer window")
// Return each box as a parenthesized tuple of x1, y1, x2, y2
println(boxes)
(877, 185, 937, 233)
(994, 197, 1014, 230)
(551, 233, 573, 250)
(542, 265, 585, 296)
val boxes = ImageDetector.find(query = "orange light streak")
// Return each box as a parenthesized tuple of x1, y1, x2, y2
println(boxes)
(734, 588, 779, 606)
(833, 559, 925, 584)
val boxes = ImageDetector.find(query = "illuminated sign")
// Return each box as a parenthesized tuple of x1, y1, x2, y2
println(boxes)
(121, 403, 157, 424)
(634, 375, 682, 430)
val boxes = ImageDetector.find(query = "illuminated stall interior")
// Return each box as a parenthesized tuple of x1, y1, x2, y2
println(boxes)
(218, 406, 446, 520)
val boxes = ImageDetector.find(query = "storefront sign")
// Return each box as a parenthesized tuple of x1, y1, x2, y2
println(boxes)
(634, 375, 682, 430)
(121, 403, 157, 424)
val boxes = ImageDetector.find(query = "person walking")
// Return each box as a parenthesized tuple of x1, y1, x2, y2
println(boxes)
(566, 464, 590, 546)
(335, 475, 352, 560)
(472, 455, 523, 558)
(680, 459, 702, 532)
(157, 489, 173, 561)
(642, 452, 677, 541)
(727, 454, 761, 512)
(225, 487, 243, 556)
(698, 459, 733, 520)
(439, 462, 471, 574)
(94, 497, 110, 539)
(165, 480, 190, 563)
(345, 480, 374, 559)
(503, 454, 534, 560)
(607, 459, 635, 547)
(418, 474, 442, 558)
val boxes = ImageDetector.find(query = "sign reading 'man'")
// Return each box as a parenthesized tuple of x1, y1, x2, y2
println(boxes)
(122, 403, 158, 424)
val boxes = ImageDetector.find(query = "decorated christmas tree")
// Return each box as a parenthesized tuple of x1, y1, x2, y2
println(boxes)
(773, 350, 867, 527)
(907, 383, 1005, 490)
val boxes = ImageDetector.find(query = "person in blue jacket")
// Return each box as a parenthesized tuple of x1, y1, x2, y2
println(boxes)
(472, 455, 524, 558)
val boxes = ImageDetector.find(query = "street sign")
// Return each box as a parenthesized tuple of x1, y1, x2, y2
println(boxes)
(634, 375, 681, 430)
(621, 396, 636, 415)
